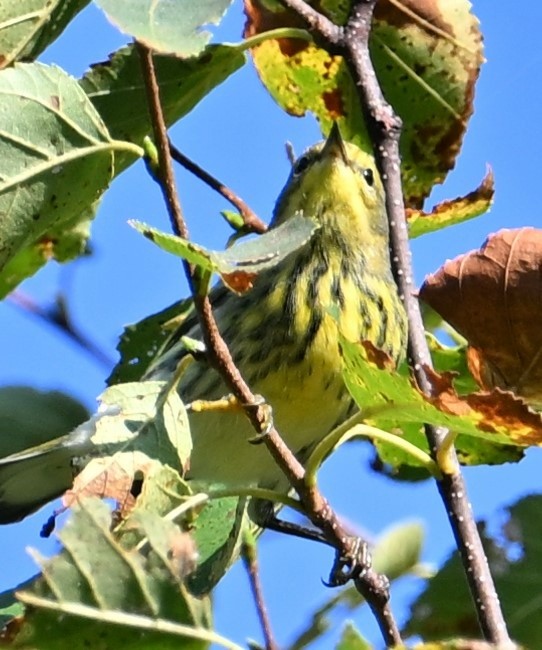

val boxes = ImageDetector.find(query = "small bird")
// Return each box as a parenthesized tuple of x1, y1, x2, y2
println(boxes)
(0, 124, 407, 523)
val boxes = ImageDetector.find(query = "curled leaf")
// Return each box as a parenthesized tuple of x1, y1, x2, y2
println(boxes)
(425, 367, 542, 448)
(408, 168, 494, 238)
(420, 228, 542, 407)
(131, 214, 318, 294)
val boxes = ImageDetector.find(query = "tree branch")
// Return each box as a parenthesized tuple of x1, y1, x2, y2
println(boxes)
(242, 530, 278, 650)
(137, 40, 402, 648)
(168, 142, 267, 235)
(280, 0, 512, 645)
(9, 291, 114, 369)
(137, 44, 189, 242)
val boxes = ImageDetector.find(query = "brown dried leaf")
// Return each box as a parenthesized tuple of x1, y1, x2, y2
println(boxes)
(420, 228, 542, 406)
(167, 530, 199, 580)
(221, 270, 257, 294)
(362, 340, 397, 370)
(0, 615, 24, 643)
(64, 452, 159, 518)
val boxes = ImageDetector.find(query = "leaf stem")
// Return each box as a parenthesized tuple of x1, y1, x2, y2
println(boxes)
(305, 423, 440, 483)
(236, 27, 313, 52)
(16, 594, 244, 650)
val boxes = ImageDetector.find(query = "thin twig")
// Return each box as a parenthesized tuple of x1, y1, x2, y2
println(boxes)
(169, 142, 267, 235)
(137, 43, 190, 244)
(137, 40, 402, 649)
(276, 0, 340, 41)
(9, 291, 114, 369)
(280, 0, 512, 644)
(242, 530, 278, 650)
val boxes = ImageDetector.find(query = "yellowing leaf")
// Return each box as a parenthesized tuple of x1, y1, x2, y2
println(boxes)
(408, 168, 494, 238)
(340, 338, 542, 470)
(244, 0, 484, 206)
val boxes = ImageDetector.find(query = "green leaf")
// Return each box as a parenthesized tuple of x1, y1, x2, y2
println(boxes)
(0, 206, 96, 298)
(335, 623, 371, 650)
(0, 586, 26, 627)
(0, 387, 88, 459)
(114, 446, 249, 595)
(372, 520, 425, 580)
(131, 214, 318, 293)
(95, 0, 233, 57)
(108, 299, 194, 386)
(80, 43, 245, 174)
(89, 381, 192, 472)
(0, 62, 139, 296)
(0, 0, 90, 67)
(406, 495, 542, 648)
(186, 493, 250, 596)
(131, 221, 217, 270)
(122, 464, 193, 523)
(118, 465, 253, 595)
(14, 498, 242, 650)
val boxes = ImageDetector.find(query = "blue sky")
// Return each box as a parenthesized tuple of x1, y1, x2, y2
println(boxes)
(1, 2, 541, 648)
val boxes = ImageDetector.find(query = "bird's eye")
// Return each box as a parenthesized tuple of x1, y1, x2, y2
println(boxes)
(363, 168, 375, 186)
(293, 155, 311, 176)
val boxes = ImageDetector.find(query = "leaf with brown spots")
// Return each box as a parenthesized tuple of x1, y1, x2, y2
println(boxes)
(64, 452, 158, 518)
(420, 228, 542, 408)
(408, 168, 494, 238)
(244, 0, 484, 206)
(340, 338, 538, 471)
(0, 64, 121, 297)
(362, 340, 397, 370)
(424, 366, 542, 448)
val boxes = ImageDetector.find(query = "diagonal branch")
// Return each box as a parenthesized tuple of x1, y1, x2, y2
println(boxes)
(168, 142, 267, 235)
(137, 40, 402, 648)
(9, 291, 114, 369)
(280, 0, 512, 645)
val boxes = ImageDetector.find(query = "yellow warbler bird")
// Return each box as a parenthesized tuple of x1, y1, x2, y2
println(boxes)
(0, 125, 407, 522)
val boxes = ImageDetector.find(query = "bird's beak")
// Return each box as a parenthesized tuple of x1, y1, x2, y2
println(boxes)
(322, 123, 349, 165)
